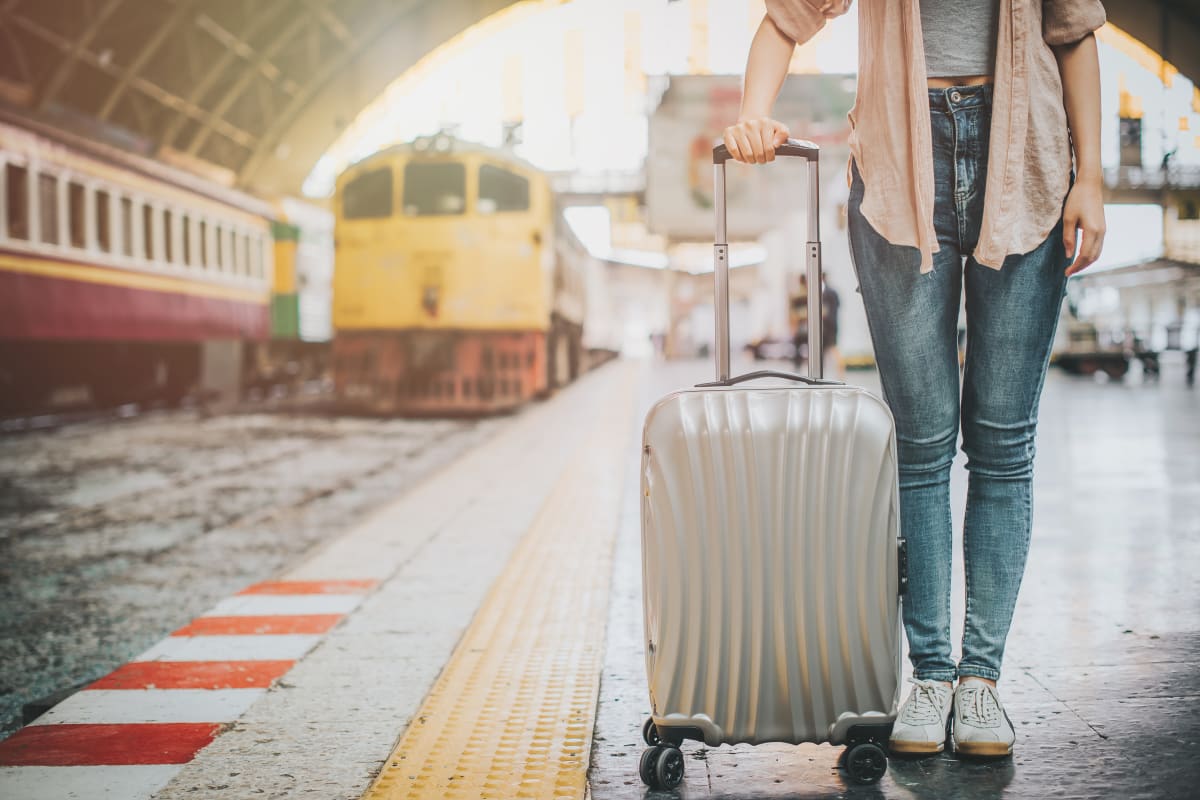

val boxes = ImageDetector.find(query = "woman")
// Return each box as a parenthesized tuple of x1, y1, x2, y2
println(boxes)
(724, 0, 1105, 758)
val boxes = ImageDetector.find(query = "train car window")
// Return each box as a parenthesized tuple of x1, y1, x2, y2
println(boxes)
(251, 235, 264, 278)
(478, 164, 530, 213)
(237, 233, 248, 275)
(5, 164, 29, 240)
(120, 196, 133, 257)
(402, 162, 465, 216)
(142, 204, 155, 260)
(95, 189, 111, 252)
(68, 181, 86, 248)
(181, 214, 191, 266)
(225, 228, 235, 273)
(163, 209, 174, 263)
(38, 173, 59, 244)
(198, 219, 208, 268)
(343, 168, 393, 219)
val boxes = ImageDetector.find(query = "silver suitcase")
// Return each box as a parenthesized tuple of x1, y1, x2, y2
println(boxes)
(638, 140, 904, 789)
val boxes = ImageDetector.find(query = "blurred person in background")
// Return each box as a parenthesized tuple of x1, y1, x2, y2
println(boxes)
(723, 0, 1106, 759)
(821, 275, 844, 379)
(788, 274, 809, 368)
(788, 274, 844, 378)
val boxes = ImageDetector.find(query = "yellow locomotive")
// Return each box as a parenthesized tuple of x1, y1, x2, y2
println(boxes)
(331, 135, 590, 414)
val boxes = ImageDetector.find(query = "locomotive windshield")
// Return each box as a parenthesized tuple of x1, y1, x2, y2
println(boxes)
(478, 165, 529, 213)
(402, 162, 465, 216)
(342, 167, 394, 220)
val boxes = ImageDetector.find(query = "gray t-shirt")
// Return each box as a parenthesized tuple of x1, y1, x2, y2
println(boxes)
(919, 0, 1000, 78)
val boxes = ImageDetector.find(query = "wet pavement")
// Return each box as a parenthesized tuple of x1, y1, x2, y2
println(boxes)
(589, 357, 1200, 799)
(0, 409, 503, 736)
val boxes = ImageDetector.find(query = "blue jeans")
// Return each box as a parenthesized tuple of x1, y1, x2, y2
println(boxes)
(846, 85, 1070, 683)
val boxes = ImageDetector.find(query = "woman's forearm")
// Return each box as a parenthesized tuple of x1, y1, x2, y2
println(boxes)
(1054, 33, 1102, 184)
(1054, 31, 1106, 273)
(727, 4, 844, 164)
(739, 16, 797, 120)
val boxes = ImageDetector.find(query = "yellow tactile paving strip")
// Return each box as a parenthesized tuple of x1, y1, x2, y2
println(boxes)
(363, 364, 636, 800)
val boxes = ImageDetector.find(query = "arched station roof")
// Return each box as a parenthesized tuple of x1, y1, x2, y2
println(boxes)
(0, 0, 529, 197)
(0, 0, 1192, 198)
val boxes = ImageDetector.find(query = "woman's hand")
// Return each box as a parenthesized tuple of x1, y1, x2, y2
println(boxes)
(1062, 178, 1105, 276)
(723, 117, 791, 164)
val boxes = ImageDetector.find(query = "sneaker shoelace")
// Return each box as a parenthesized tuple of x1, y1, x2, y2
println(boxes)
(958, 683, 1002, 728)
(900, 678, 949, 725)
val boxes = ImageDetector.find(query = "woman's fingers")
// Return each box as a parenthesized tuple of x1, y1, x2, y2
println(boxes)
(758, 124, 778, 162)
(741, 120, 766, 162)
(736, 127, 761, 163)
(723, 118, 790, 164)
(1076, 227, 1105, 275)
(1062, 213, 1078, 263)
(722, 128, 743, 163)
(1066, 223, 1105, 276)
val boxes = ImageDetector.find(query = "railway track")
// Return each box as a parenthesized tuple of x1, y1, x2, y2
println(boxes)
(0, 404, 507, 735)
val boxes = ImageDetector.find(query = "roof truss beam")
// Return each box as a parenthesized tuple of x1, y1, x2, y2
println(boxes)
(184, 0, 338, 158)
(158, 0, 291, 149)
(239, 0, 425, 185)
(0, 6, 256, 148)
(37, 0, 127, 110)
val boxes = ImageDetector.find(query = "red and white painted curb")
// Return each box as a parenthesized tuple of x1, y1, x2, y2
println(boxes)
(0, 579, 376, 799)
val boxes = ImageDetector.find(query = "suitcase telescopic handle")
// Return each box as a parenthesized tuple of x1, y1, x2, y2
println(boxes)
(712, 138, 819, 164)
(696, 369, 841, 388)
(711, 137, 824, 384)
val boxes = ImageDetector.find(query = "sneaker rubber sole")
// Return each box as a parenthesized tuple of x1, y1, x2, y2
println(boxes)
(888, 738, 945, 755)
(952, 738, 1013, 757)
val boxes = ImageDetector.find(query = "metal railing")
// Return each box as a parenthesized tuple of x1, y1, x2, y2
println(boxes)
(548, 170, 645, 196)
(1104, 164, 1200, 191)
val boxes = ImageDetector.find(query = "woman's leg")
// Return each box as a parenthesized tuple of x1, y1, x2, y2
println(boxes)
(846, 161, 962, 684)
(957, 227, 1070, 682)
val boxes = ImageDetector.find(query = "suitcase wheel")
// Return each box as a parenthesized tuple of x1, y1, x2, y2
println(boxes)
(638, 744, 684, 789)
(843, 741, 888, 785)
(642, 717, 662, 747)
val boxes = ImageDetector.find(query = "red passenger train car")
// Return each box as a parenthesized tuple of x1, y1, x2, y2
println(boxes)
(0, 118, 275, 414)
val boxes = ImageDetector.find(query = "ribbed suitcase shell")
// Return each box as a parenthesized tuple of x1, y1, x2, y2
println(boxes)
(641, 382, 901, 747)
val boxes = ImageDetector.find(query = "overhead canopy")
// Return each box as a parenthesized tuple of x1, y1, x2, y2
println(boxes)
(1104, 0, 1200, 96)
(0, 0, 528, 197)
(0, 0, 1193, 198)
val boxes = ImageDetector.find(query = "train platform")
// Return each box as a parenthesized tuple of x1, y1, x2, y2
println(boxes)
(1, 357, 1198, 799)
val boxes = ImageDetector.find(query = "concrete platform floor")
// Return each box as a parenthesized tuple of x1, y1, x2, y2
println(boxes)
(591, 357, 1200, 798)
(1, 356, 1196, 799)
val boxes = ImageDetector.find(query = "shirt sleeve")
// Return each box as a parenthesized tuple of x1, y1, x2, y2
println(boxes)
(763, 0, 836, 45)
(1042, 0, 1106, 46)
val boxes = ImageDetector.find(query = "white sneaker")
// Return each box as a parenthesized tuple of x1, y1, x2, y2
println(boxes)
(951, 678, 1015, 757)
(889, 678, 954, 754)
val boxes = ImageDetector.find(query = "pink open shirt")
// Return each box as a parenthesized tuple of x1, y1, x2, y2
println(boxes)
(764, 0, 1106, 272)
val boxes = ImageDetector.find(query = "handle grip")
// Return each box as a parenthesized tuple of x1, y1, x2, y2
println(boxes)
(696, 369, 842, 388)
(713, 137, 819, 164)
